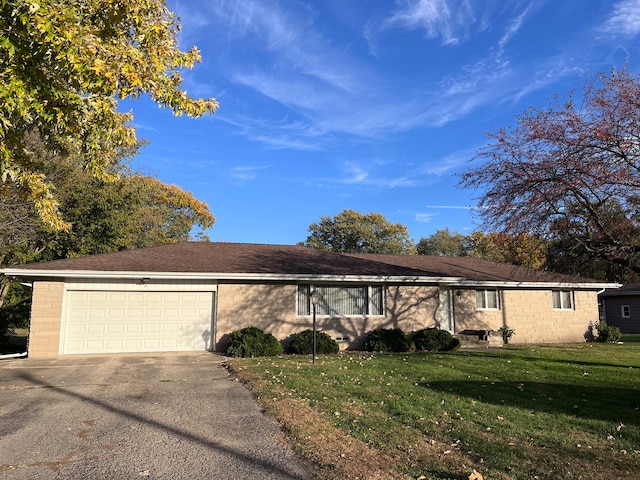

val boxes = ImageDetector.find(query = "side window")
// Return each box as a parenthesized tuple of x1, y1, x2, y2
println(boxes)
(552, 290, 574, 310)
(621, 305, 631, 318)
(476, 289, 499, 310)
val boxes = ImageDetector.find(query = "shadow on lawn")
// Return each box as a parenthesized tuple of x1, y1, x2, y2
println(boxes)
(452, 348, 640, 370)
(423, 379, 640, 426)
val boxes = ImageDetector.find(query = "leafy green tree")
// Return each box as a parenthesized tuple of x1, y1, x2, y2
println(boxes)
(302, 209, 416, 254)
(0, 0, 218, 230)
(459, 69, 640, 278)
(0, 134, 214, 321)
(469, 232, 548, 270)
(417, 228, 470, 256)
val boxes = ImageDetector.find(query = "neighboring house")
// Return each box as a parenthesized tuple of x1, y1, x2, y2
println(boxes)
(600, 284, 640, 333)
(1, 242, 618, 358)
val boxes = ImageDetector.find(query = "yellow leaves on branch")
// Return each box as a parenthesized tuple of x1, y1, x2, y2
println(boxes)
(135, 176, 215, 229)
(0, 0, 218, 230)
(11, 168, 70, 232)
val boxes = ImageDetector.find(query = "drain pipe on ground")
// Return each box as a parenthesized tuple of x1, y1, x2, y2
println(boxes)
(0, 351, 28, 360)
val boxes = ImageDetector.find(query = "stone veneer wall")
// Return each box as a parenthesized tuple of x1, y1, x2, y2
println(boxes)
(214, 283, 442, 350)
(453, 289, 599, 344)
(26, 280, 601, 356)
(28, 281, 64, 358)
(215, 283, 299, 350)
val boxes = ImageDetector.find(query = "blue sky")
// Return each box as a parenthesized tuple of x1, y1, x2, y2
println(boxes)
(124, 0, 640, 245)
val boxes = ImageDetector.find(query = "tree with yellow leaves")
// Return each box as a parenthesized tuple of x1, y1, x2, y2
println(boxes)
(0, 0, 218, 229)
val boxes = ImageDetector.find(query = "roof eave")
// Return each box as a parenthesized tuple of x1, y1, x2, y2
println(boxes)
(1, 268, 459, 283)
(1, 268, 620, 289)
(448, 280, 620, 289)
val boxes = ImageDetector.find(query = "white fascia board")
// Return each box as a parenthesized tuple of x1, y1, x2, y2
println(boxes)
(1, 268, 459, 284)
(444, 280, 621, 290)
(1, 268, 620, 289)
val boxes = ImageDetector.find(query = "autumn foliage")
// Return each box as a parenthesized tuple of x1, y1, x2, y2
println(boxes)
(0, 0, 218, 229)
(459, 69, 640, 278)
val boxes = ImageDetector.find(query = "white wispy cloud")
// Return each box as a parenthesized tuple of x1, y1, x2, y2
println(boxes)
(384, 0, 475, 45)
(174, 0, 631, 154)
(204, 1, 371, 93)
(417, 147, 477, 176)
(220, 165, 271, 183)
(496, 1, 534, 54)
(415, 212, 437, 223)
(422, 205, 474, 209)
(339, 162, 415, 189)
(599, 0, 640, 37)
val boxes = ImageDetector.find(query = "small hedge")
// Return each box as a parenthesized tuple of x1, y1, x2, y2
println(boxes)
(226, 326, 283, 358)
(411, 328, 460, 352)
(363, 328, 413, 353)
(592, 321, 622, 343)
(288, 329, 340, 355)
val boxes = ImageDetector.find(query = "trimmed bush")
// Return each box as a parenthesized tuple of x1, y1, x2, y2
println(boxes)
(289, 329, 340, 355)
(593, 321, 622, 343)
(226, 326, 283, 358)
(363, 328, 413, 353)
(411, 328, 459, 352)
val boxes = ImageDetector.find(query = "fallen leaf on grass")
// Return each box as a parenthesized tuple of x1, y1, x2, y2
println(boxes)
(469, 469, 484, 480)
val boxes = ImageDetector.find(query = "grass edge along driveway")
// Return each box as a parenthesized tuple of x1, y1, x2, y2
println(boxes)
(227, 342, 640, 480)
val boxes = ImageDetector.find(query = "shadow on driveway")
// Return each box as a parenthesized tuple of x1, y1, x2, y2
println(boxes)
(0, 354, 312, 479)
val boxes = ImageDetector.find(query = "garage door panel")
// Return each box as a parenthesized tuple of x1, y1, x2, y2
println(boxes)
(63, 290, 213, 354)
(125, 323, 143, 334)
(106, 324, 124, 334)
(87, 324, 106, 335)
(145, 323, 162, 334)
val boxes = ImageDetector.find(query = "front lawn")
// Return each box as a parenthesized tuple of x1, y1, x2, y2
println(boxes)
(227, 343, 640, 479)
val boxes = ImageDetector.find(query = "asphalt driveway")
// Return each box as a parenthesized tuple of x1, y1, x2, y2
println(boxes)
(0, 353, 312, 479)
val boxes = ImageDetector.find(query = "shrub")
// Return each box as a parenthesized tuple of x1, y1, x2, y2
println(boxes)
(411, 328, 459, 352)
(592, 321, 622, 343)
(288, 329, 340, 355)
(363, 328, 413, 353)
(497, 325, 516, 344)
(226, 326, 283, 358)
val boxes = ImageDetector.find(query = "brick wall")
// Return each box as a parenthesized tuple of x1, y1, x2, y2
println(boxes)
(214, 283, 441, 350)
(215, 283, 299, 350)
(453, 289, 599, 344)
(28, 281, 64, 358)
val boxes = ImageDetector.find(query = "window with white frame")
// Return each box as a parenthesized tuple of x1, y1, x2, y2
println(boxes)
(476, 289, 500, 310)
(297, 284, 384, 316)
(621, 305, 631, 318)
(552, 290, 574, 310)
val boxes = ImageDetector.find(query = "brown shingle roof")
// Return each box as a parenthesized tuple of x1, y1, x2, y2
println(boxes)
(3, 242, 606, 285)
(347, 253, 593, 283)
(5, 242, 424, 277)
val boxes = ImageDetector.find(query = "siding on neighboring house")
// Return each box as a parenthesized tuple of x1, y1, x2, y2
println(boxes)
(601, 293, 640, 333)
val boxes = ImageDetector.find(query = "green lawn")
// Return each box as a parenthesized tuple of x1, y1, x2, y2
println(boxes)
(228, 343, 640, 480)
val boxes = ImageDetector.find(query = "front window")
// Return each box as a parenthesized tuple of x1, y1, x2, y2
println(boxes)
(297, 284, 384, 316)
(476, 289, 500, 310)
(552, 290, 574, 310)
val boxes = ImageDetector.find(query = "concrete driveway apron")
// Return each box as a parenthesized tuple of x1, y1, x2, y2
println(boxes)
(0, 353, 312, 479)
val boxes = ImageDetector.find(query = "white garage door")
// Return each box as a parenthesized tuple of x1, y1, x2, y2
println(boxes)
(62, 291, 214, 354)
